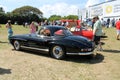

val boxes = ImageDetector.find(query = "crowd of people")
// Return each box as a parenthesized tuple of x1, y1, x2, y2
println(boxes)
(86, 17, 116, 28)
(88, 16, 120, 50)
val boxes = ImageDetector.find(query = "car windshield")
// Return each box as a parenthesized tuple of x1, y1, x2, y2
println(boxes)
(64, 29, 73, 36)
(54, 29, 73, 36)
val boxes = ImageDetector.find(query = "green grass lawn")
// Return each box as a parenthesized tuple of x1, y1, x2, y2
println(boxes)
(0, 24, 29, 38)
(102, 27, 120, 50)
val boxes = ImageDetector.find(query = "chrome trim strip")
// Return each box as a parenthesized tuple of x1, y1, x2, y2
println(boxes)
(66, 51, 93, 55)
(21, 46, 93, 55)
(21, 46, 49, 52)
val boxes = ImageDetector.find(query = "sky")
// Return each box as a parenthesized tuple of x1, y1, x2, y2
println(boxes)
(0, 0, 108, 18)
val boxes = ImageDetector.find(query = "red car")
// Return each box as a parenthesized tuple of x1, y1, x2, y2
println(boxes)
(61, 19, 93, 40)
(71, 27, 93, 40)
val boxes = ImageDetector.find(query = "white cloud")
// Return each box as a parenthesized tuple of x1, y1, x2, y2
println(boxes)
(86, 0, 101, 8)
(39, 3, 79, 18)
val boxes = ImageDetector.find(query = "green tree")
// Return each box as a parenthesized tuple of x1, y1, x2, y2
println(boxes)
(0, 7, 7, 24)
(48, 15, 78, 21)
(12, 6, 43, 17)
(48, 15, 62, 21)
(0, 7, 5, 13)
(64, 15, 78, 20)
(12, 6, 43, 24)
(0, 13, 7, 24)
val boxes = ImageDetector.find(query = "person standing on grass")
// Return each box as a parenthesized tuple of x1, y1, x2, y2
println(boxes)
(115, 18, 120, 40)
(29, 21, 36, 35)
(5, 20, 13, 42)
(93, 16, 103, 51)
(106, 18, 110, 28)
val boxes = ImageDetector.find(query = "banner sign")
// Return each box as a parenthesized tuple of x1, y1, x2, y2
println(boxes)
(88, 0, 120, 18)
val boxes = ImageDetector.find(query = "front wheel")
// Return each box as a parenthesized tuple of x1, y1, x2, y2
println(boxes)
(50, 45, 65, 60)
(14, 40, 21, 50)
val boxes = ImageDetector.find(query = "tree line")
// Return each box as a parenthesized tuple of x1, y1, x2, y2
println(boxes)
(0, 6, 78, 25)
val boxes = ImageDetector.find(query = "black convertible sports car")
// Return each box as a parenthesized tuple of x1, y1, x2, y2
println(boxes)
(10, 25, 95, 59)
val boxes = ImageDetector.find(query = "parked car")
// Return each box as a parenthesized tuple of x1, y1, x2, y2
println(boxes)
(71, 26, 107, 40)
(10, 26, 95, 59)
(71, 27, 93, 40)
(60, 19, 94, 40)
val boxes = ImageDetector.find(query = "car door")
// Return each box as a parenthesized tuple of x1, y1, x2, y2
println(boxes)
(27, 34, 44, 47)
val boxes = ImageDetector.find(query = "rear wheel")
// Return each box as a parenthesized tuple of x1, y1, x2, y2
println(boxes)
(14, 40, 21, 50)
(50, 45, 65, 60)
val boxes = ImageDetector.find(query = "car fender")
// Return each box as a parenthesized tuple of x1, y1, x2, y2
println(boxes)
(10, 37, 27, 45)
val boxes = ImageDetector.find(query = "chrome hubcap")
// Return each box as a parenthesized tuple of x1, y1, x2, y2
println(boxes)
(53, 46, 63, 58)
(14, 41, 20, 50)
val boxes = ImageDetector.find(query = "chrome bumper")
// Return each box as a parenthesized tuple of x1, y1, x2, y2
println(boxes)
(66, 51, 93, 55)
